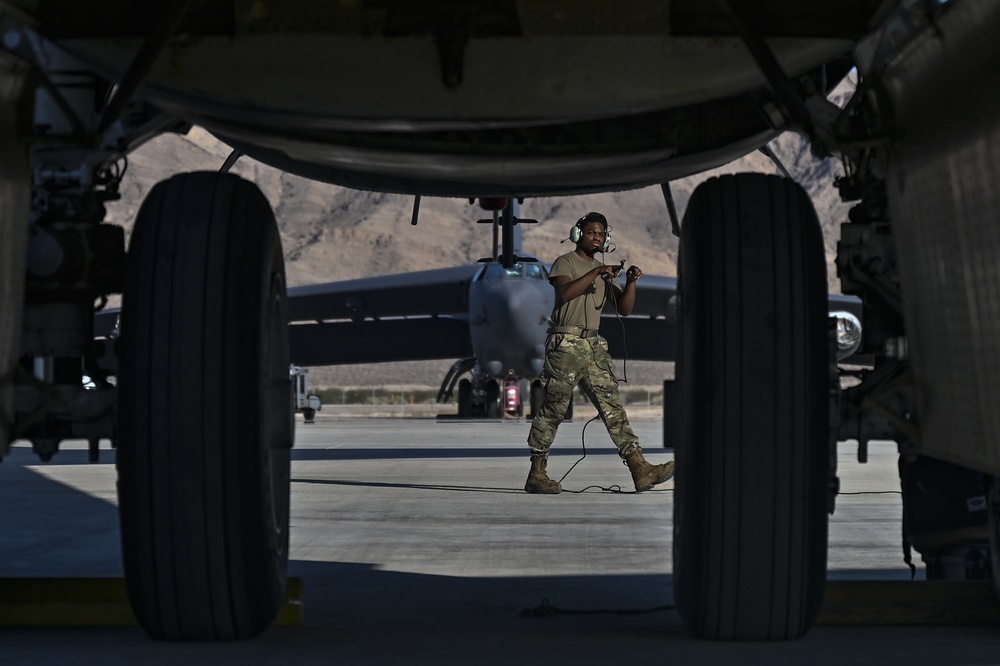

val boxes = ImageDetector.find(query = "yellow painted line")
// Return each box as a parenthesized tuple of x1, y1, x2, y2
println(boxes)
(0, 577, 303, 627)
(818, 580, 1000, 625)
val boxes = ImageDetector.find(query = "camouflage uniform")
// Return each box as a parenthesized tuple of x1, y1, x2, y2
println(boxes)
(524, 218, 672, 494)
(527, 332, 640, 457)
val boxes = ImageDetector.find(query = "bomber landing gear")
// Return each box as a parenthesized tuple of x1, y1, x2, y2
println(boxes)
(457, 377, 473, 417)
(484, 378, 500, 419)
(529, 380, 543, 419)
(674, 174, 829, 640)
(117, 172, 292, 640)
(455, 372, 524, 419)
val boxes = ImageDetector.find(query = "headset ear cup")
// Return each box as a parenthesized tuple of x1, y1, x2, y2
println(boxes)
(569, 224, 582, 243)
(603, 229, 610, 252)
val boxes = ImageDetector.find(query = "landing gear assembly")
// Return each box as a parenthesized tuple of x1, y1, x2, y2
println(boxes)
(4, 37, 295, 640)
(441, 361, 535, 419)
(668, 1, 1000, 639)
(451, 372, 507, 419)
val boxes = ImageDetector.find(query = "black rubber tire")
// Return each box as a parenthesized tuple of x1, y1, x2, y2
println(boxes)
(118, 172, 292, 641)
(673, 173, 829, 641)
(485, 379, 501, 419)
(529, 380, 543, 419)
(457, 378, 472, 417)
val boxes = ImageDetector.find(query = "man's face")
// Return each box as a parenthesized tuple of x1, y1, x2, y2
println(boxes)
(577, 220, 607, 255)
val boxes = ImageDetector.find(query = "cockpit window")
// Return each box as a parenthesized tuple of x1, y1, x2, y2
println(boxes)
(477, 262, 548, 281)
(524, 263, 545, 280)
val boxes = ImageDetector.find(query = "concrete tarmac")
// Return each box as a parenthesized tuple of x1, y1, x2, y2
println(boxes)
(2, 413, 1000, 665)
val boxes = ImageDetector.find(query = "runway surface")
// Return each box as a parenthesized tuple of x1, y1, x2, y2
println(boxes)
(2, 414, 1000, 665)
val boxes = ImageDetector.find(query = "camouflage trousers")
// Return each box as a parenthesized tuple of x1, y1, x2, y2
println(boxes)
(527, 333, 640, 458)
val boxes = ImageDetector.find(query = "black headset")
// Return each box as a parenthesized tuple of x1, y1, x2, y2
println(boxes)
(570, 212, 611, 252)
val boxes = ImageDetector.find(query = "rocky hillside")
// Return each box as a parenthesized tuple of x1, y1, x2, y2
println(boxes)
(105, 81, 856, 389)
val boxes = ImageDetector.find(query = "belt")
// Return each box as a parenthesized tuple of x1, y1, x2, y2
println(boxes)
(548, 325, 600, 338)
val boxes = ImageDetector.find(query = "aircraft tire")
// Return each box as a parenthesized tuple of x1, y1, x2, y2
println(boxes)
(673, 173, 829, 641)
(458, 378, 472, 417)
(118, 172, 292, 641)
(529, 380, 543, 419)
(485, 379, 501, 419)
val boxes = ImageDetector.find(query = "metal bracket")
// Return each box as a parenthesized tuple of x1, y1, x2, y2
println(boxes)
(715, 0, 844, 154)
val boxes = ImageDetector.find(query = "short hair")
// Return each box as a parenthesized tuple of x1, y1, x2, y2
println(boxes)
(576, 211, 608, 230)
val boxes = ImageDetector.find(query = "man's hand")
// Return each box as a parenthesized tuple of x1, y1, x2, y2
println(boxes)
(625, 265, 643, 284)
(600, 260, 625, 280)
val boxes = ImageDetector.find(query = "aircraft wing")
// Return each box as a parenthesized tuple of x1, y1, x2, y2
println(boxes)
(95, 264, 481, 366)
(285, 264, 481, 366)
(96, 267, 863, 367)
(600, 276, 864, 362)
(600, 275, 678, 362)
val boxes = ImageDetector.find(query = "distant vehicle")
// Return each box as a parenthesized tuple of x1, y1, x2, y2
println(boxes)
(290, 365, 321, 423)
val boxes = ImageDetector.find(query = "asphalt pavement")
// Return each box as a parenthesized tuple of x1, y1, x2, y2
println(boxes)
(2, 413, 1000, 665)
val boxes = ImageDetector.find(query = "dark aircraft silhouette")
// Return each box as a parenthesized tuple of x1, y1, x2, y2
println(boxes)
(3, 0, 998, 646)
(282, 196, 864, 419)
(281, 198, 559, 419)
(282, 196, 680, 420)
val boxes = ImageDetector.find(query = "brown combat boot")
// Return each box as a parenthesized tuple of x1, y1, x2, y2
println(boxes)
(525, 454, 562, 494)
(624, 447, 675, 492)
